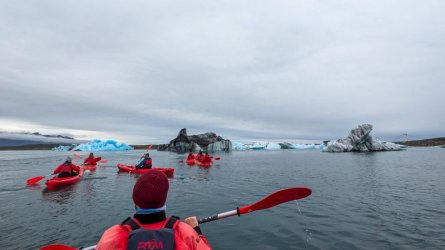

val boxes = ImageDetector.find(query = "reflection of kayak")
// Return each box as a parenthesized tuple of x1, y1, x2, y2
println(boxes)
(195, 159, 212, 168)
(83, 164, 97, 171)
(45, 169, 84, 189)
(117, 164, 174, 178)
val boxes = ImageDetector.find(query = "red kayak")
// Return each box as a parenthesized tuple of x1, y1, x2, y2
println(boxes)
(45, 168, 84, 189)
(82, 164, 97, 171)
(195, 159, 212, 168)
(117, 164, 174, 178)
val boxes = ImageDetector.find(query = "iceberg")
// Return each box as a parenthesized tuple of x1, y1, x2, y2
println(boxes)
(157, 128, 231, 153)
(265, 142, 281, 150)
(292, 143, 325, 150)
(231, 141, 325, 150)
(52, 145, 73, 151)
(72, 139, 133, 151)
(323, 124, 401, 152)
(232, 141, 250, 150)
(249, 142, 267, 150)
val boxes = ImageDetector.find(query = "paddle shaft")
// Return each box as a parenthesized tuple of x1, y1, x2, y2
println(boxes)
(198, 209, 239, 224)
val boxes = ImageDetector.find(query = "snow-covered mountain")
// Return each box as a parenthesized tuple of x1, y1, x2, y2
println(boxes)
(0, 131, 86, 146)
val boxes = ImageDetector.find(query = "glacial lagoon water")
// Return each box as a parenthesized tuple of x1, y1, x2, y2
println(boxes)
(0, 148, 444, 249)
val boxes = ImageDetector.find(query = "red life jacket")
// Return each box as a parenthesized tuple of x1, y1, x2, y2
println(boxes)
(144, 158, 152, 167)
(122, 216, 178, 250)
(59, 164, 73, 174)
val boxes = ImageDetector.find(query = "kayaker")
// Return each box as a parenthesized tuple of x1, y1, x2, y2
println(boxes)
(186, 152, 195, 161)
(135, 153, 152, 169)
(84, 152, 101, 165)
(202, 153, 212, 164)
(95, 170, 212, 250)
(53, 157, 80, 177)
(196, 151, 203, 161)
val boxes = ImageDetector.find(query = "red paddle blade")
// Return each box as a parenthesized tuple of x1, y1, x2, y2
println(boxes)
(214, 157, 221, 160)
(26, 176, 45, 185)
(238, 187, 312, 214)
(73, 153, 82, 159)
(148, 145, 153, 150)
(39, 243, 77, 250)
(100, 159, 107, 163)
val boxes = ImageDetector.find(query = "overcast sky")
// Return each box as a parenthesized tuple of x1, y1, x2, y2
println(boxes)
(1, 0, 444, 144)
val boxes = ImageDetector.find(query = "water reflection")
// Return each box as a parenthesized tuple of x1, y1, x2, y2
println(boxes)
(41, 184, 78, 204)
(25, 184, 42, 191)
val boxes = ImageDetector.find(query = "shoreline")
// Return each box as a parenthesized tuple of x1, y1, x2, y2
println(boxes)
(0, 144, 158, 151)
(1, 138, 445, 151)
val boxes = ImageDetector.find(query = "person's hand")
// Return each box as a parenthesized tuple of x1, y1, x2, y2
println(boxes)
(184, 216, 199, 228)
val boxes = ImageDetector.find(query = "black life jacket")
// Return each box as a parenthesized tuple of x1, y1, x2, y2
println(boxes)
(122, 216, 178, 250)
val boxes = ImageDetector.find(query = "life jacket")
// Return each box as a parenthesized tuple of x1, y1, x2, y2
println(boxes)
(59, 163, 73, 174)
(121, 216, 178, 250)
(202, 156, 211, 163)
(144, 158, 152, 168)
(84, 157, 96, 165)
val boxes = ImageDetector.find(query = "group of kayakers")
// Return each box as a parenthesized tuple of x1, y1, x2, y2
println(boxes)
(53, 153, 102, 177)
(187, 151, 213, 164)
(48, 151, 214, 249)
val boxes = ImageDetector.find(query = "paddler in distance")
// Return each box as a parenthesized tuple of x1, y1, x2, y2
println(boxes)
(83, 152, 102, 166)
(135, 153, 152, 169)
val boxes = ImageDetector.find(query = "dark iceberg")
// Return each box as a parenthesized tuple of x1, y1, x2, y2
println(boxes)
(158, 128, 232, 153)
(323, 124, 401, 152)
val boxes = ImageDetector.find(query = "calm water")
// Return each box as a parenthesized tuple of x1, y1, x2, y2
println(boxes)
(0, 148, 444, 250)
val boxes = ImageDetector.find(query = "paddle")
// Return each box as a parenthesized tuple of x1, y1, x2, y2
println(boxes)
(73, 153, 82, 159)
(198, 187, 312, 224)
(27, 175, 51, 185)
(39, 187, 311, 250)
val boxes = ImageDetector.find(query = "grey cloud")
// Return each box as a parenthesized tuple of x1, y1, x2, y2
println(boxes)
(1, 0, 444, 143)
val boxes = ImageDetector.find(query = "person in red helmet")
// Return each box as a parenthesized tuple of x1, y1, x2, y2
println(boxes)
(53, 157, 80, 177)
(95, 170, 212, 250)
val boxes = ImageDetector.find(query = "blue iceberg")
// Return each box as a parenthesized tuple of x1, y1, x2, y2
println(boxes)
(232, 142, 250, 150)
(72, 139, 133, 151)
(292, 143, 326, 150)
